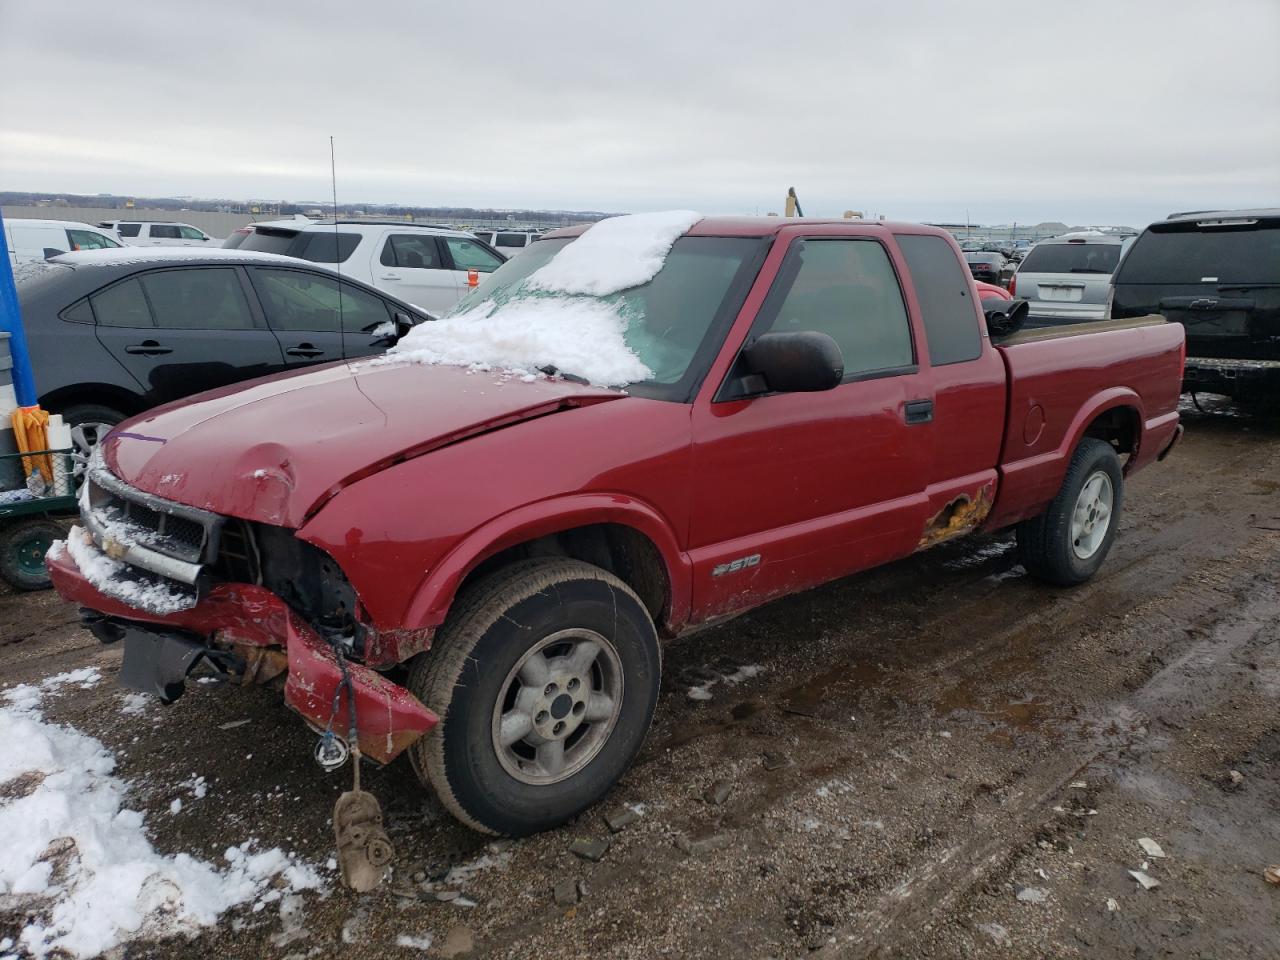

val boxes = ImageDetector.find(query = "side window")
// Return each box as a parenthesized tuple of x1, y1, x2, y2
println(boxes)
(495, 232, 527, 250)
(139, 268, 256, 330)
(61, 298, 95, 324)
(91, 277, 154, 327)
(67, 229, 119, 250)
(149, 224, 181, 239)
(178, 226, 206, 241)
(252, 269, 389, 333)
(116, 223, 142, 238)
(444, 237, 504, 273)
(895, 234, 983, 365)
(757, 239, 914, 378)
(379, 234, 442, 269)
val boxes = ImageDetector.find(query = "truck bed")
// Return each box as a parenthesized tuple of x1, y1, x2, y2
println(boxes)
(986, 315, 1184, 530)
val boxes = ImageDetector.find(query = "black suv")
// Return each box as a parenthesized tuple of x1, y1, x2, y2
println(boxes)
(1111, 209, 1280, 403)
(16, 248, 428, 443)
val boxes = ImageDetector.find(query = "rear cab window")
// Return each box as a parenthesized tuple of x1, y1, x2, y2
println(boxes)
(895, 234, 983, 365)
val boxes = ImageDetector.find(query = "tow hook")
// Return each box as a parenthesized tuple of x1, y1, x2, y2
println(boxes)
(314, 733, 350, 772)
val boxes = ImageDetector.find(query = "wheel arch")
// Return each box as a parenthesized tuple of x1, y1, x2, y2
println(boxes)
(39, 383, 145, 420)
(1069, 389, 1145, 474)
(401, 494, 691, 636)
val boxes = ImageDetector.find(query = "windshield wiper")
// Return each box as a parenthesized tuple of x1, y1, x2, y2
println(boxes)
(538, 364, 589, 385)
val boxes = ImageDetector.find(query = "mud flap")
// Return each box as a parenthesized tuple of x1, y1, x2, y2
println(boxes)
(118, 626, 206, 705)
(333, 788, 394, 892)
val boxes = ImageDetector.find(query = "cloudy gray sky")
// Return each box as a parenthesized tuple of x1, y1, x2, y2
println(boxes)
(1, 0, 1277, 226)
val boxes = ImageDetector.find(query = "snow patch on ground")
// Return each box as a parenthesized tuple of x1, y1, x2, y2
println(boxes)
(0, 676, 323, 959)
(119, 693, 150, 716)
(687, 663, 765, 701)
(396, 932, 434, 950)
(55, 526, 195, 615)
(525, 210, 700, 296)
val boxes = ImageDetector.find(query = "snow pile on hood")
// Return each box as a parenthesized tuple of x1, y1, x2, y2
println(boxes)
(386, 210, 701, 387)
(52, 526, 195, 615)
(0, 674, 324, 959)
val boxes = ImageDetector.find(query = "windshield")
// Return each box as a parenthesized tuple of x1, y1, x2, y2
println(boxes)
(1019, 242, 1122, 275)
(441, 235, 764, 395)
(1116, 223, 1280, 284)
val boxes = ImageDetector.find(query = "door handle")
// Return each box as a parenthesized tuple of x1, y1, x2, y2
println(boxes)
(125, 340, 172, 356)
(285, 345, 325, 358)
(904, 399, 934, 425)
(379, 273, 400, 280)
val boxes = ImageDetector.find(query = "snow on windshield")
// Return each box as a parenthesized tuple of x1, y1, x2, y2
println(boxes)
(386, 211, 701, 387)
(524, 210, 700, 296)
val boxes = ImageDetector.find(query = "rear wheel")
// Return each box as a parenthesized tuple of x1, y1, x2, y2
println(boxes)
(1017, 438, 1124, 586)
(0, 518, 66, 591)
(408, 558, 661, 835)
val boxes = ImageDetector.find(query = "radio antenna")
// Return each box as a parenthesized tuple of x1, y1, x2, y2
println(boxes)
(330, 135, 344, 331)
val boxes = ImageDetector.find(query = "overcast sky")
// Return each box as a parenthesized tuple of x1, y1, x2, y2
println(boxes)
(1, 0, 1277, 227)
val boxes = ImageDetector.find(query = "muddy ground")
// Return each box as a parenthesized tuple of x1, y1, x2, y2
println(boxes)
(2, 395, 1279, 959)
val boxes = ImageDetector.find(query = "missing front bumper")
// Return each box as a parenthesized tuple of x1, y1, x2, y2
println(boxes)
(50, 549, 439, 763)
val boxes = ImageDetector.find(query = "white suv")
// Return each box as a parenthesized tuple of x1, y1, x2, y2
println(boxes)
(224, 219, 506, 314)
(99, 220, 220, 247)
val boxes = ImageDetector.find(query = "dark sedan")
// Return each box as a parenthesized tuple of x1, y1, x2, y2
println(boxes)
(964, 251, 1012, 287)
(16, 248, 428, 448)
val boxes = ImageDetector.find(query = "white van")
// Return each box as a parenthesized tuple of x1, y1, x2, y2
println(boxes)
(4, 218, 122, 264)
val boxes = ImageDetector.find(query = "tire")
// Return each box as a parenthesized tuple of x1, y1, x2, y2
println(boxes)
(60, 403, 127, 430)
(59, 404, 126, 486)
(0, 518, 67, 591)
(1016, 437, 1124, 586)
(407, 558, 661, 836)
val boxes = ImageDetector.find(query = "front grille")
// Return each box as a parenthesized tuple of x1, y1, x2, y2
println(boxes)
(84, 467, 221, 567)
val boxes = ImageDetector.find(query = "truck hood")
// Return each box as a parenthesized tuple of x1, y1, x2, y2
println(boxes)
(102, 359, 623, 527)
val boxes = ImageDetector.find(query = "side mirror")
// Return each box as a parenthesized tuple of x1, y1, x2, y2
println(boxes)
(982, 298, 1029, 340)
(393, 310, 418, 335)
(740, 331, 844, 395)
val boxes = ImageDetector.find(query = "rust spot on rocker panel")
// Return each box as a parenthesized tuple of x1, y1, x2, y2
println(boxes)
(918, 483, 995, 549)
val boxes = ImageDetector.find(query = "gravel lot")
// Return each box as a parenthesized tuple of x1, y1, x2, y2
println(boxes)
(2, 396, 1278, 959)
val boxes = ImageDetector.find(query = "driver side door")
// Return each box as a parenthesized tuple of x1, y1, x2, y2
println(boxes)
(688, 236, 935, 622)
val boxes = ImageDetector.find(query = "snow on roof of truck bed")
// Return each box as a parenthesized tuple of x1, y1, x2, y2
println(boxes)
(384, 210, 701, 387)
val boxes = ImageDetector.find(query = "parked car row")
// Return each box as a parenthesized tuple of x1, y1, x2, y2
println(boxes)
(225, 218, 507, 314)
(98, 220, 220, 247)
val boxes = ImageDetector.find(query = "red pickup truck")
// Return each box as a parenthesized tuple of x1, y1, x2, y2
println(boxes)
(49, 216, 1184, 839)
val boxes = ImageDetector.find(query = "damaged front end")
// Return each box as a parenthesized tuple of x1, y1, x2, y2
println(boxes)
(50, 454, 438, 766)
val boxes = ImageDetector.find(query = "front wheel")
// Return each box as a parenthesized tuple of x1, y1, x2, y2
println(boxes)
(407, 558, 661, 835)
(1017, 437, 1124, 586)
